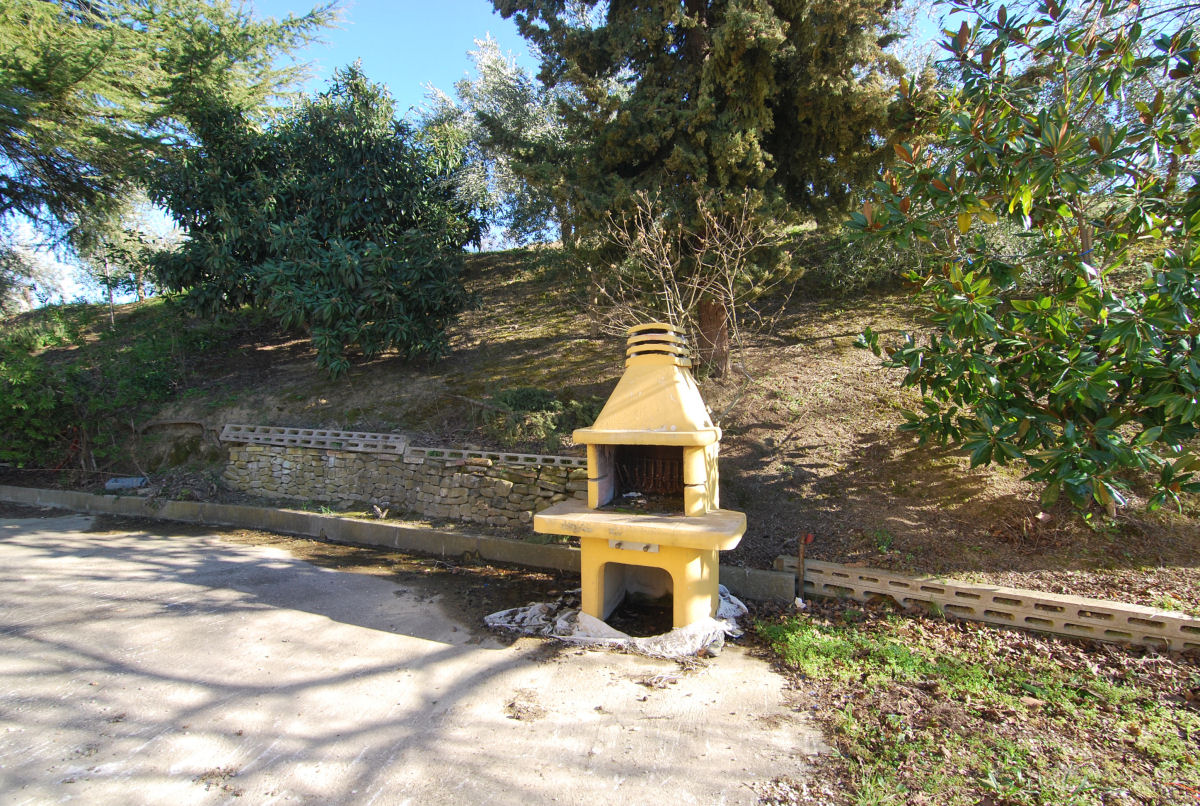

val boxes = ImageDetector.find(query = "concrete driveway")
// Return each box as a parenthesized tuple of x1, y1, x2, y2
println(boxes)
(0, 513, 823, 805)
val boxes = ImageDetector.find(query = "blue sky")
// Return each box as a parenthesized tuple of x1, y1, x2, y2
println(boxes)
(256, 1, 949, 114)
(251, 0, 541, 118)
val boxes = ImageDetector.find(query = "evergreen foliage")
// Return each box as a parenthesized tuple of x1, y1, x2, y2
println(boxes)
(0, 244, 66, 314)
(421, 36, 566, 245)
(855, 0, 1200, 513)
(492, 0, 914, 235)
(491, 0, 921, 373)
(152, 65, 480, 377)
(71, 199, 174, 305)
(0, 300, 237, 469)
(0, 0, 333, 240)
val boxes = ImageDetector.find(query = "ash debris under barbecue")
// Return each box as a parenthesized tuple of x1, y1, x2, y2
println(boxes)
(605, 592, 675, 637)
(600, 491, 686, 516)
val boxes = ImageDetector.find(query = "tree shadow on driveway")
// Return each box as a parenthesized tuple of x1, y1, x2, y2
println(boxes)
(0, 514, 822, 805)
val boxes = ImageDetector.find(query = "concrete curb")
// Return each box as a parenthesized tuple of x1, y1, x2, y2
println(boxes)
(0, 485, 794, 603)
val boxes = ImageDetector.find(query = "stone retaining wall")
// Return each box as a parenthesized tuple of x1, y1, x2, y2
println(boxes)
(222, 443, 588, 528)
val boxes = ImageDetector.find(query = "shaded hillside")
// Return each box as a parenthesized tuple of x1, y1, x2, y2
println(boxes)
(2, 247, 1197, 613)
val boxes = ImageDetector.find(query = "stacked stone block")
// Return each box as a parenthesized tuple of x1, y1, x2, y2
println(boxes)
(222, 444, 589, 529)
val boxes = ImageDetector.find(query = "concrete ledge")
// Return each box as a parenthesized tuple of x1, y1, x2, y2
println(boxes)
(776, 555, 1200, 652)
(533, 500, 746, 550)
(0, 485, 792, 603)
(719, 565, 797, 604)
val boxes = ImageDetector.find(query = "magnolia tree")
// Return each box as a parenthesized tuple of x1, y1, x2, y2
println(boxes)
(154, 65, 479, 377)
(855, 0, 1200, 513)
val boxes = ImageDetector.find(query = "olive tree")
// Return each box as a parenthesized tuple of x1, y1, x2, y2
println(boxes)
(420, 36, 565, 245)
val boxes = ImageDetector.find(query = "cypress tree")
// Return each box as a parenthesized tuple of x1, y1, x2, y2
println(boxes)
(493, 0, 917, 371)
(493, 0, 913, 231)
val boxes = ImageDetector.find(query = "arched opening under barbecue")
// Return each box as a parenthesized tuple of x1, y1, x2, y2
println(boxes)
(599, 562, 674, 637)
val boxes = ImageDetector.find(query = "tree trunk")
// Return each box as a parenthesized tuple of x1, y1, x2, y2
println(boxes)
(697, 298, 730, 378)
(103, 255, 115, 326)
(556, 200, 575, 249)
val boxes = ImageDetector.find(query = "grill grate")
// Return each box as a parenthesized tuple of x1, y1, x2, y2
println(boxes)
(614, 446, 683, 497)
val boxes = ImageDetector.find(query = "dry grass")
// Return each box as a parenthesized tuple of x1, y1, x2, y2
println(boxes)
(22, 247, 1198, 614)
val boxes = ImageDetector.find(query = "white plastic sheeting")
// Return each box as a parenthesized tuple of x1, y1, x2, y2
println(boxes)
(485, 586, 749, 660)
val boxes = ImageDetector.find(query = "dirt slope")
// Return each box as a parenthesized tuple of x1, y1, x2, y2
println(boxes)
(41, 248, 1200, 614)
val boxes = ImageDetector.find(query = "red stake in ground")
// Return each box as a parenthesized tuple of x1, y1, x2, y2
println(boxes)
(798, 533, 814, 599)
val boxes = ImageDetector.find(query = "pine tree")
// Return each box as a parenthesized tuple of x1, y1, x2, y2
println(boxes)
(0, 0, 334, 241)
(493, 0, 913, 232)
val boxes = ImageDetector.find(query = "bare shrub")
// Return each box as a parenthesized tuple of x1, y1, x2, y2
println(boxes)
(588, 191, 792, 376)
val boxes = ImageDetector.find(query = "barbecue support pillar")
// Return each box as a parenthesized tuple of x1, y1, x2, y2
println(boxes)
(580, 536, 719, 628)
(682, 445, 721, 515)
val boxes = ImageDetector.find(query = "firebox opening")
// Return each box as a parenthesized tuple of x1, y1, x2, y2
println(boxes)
(611, 445, 684, 514)
(601, 563, 674, 637)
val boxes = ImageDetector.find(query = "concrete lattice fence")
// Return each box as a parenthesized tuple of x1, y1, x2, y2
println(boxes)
(220, 425, 588, 529)
(776, 556, 1200, 652)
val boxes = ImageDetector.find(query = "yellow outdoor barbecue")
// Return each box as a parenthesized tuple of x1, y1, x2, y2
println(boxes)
(534, 323, 746, 628)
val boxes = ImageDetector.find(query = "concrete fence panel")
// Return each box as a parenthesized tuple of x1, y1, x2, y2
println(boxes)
(776, 555, 1200, 652)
